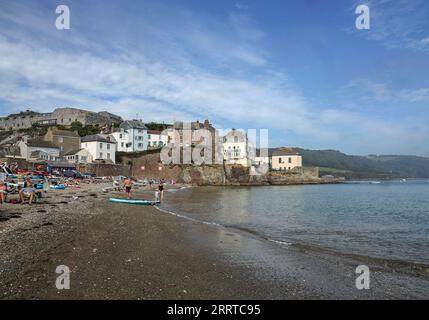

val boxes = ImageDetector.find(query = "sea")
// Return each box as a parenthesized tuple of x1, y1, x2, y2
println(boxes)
(161, 179, 429, 265)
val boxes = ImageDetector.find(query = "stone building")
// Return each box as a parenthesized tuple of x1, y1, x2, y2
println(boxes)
(0, 108, 122, 131)
(43, 127, 80, 156)
(165, 119, 220, 164)
(270, 148, 303, 171)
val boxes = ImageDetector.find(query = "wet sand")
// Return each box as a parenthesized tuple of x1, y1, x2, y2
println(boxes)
(0, 183, 428, 299)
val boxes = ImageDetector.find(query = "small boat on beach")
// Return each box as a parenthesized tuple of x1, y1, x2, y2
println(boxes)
(109, 198, 160, 205)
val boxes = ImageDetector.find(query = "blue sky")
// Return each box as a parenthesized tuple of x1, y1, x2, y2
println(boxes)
(0, 0, 428, 155)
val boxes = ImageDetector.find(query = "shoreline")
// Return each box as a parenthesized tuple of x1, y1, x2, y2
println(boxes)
(0, 183, 428, 299)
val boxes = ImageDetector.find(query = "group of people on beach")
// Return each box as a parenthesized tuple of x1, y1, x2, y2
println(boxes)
(0, 178, 39, 205)
(122, 177, 164, 202)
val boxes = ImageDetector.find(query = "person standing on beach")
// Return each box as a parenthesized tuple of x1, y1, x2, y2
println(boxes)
(124, 177, 133, 199)
(0, 180, 7, 204)
(158, 181, 164, 202)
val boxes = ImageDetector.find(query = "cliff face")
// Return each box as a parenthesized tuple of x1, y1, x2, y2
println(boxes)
(118, 150, 321, 186)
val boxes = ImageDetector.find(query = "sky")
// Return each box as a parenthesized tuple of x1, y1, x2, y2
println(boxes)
(0, 0, 428, 156)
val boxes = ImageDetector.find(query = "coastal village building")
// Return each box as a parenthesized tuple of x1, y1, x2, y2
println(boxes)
(222, 129, 251, 167)
(147, 130, 168, 149)
(170, 120, 216, 147)
(253, 156, 270, 166)
(168, 119, 219, 163)
(29, 150, 60, 162)
(271, 148, 302, 171)
(18, 137, 60, 161)
(81, 134, 117, 164)
(0, 108, 123, 131)
(43, 127, 80, 156)
(64, 148, 93, 164)
(111, 120, 148, 153)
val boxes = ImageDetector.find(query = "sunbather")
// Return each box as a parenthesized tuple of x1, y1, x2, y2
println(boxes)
(19, 180, 36, 204)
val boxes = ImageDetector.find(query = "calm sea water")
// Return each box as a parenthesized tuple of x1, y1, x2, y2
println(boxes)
(162, 180, 429, 264)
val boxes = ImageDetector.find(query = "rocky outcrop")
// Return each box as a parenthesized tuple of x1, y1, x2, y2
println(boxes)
(118, 150, 324, 186)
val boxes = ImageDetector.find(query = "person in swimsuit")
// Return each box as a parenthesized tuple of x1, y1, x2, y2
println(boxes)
(124, 177, 133, 199)
(19, 180, 35, 204)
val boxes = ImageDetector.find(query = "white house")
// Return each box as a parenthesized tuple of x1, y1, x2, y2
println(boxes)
(147, 130, 168, 149)
(222, 129, 251, 167)
(271, 148, 302, 171)
(111, 120, 148, 152)
(18, 137, 60, 161)
(80, 134, 117, 163)
(64, 148, 93, 164)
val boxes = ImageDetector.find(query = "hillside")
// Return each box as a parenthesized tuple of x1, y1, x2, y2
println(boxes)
(270, 148, 429, 179)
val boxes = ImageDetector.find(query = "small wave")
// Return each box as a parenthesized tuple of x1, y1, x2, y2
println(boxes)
(155, 206, 295, 249)
(154, 206, 222, 227)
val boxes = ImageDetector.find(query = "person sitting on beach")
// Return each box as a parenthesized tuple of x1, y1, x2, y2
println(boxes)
(123, 177, 133, 199)
(19, 180, 36, 205)
(0, 180, 7, 204)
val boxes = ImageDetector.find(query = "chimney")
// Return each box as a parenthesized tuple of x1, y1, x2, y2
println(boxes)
(204, 119, 209, 129)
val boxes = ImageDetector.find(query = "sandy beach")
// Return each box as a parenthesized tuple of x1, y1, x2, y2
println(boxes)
(0, 183, 428, 300)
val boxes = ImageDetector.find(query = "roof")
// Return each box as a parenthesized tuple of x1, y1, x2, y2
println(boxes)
(81, 134, 117, 144)
(120, 120, 148, 130)
(147, 130, 162, 135)
(30, 150, 54, 158)
(27, 138, 59, 149)
(271, 148, 300, 156)
(63, 148, 84, 156)
(49, 128, 80, 138)
(223, 129, 247, 142)
(173, 120, 214, 130)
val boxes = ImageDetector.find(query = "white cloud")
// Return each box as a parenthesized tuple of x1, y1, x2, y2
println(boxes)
(346, 79, 429, 103)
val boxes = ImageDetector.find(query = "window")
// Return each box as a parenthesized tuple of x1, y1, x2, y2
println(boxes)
(234, 147, 240, 157)
(234, 136, 238, 143)
(148, 134, 151, 139)
(107, 153, 111, 159)
(121, 142, 124, 147)
(279, 157, 283, 164)
(100, 143, 103, 149)
(99, 152, 103, 158)
(107, 144, 110, 150)
(138, 143, 143, 148)
(119, 134, 123, 139)
(81, 156, 87, 162)
(288, 157, 292, 163)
